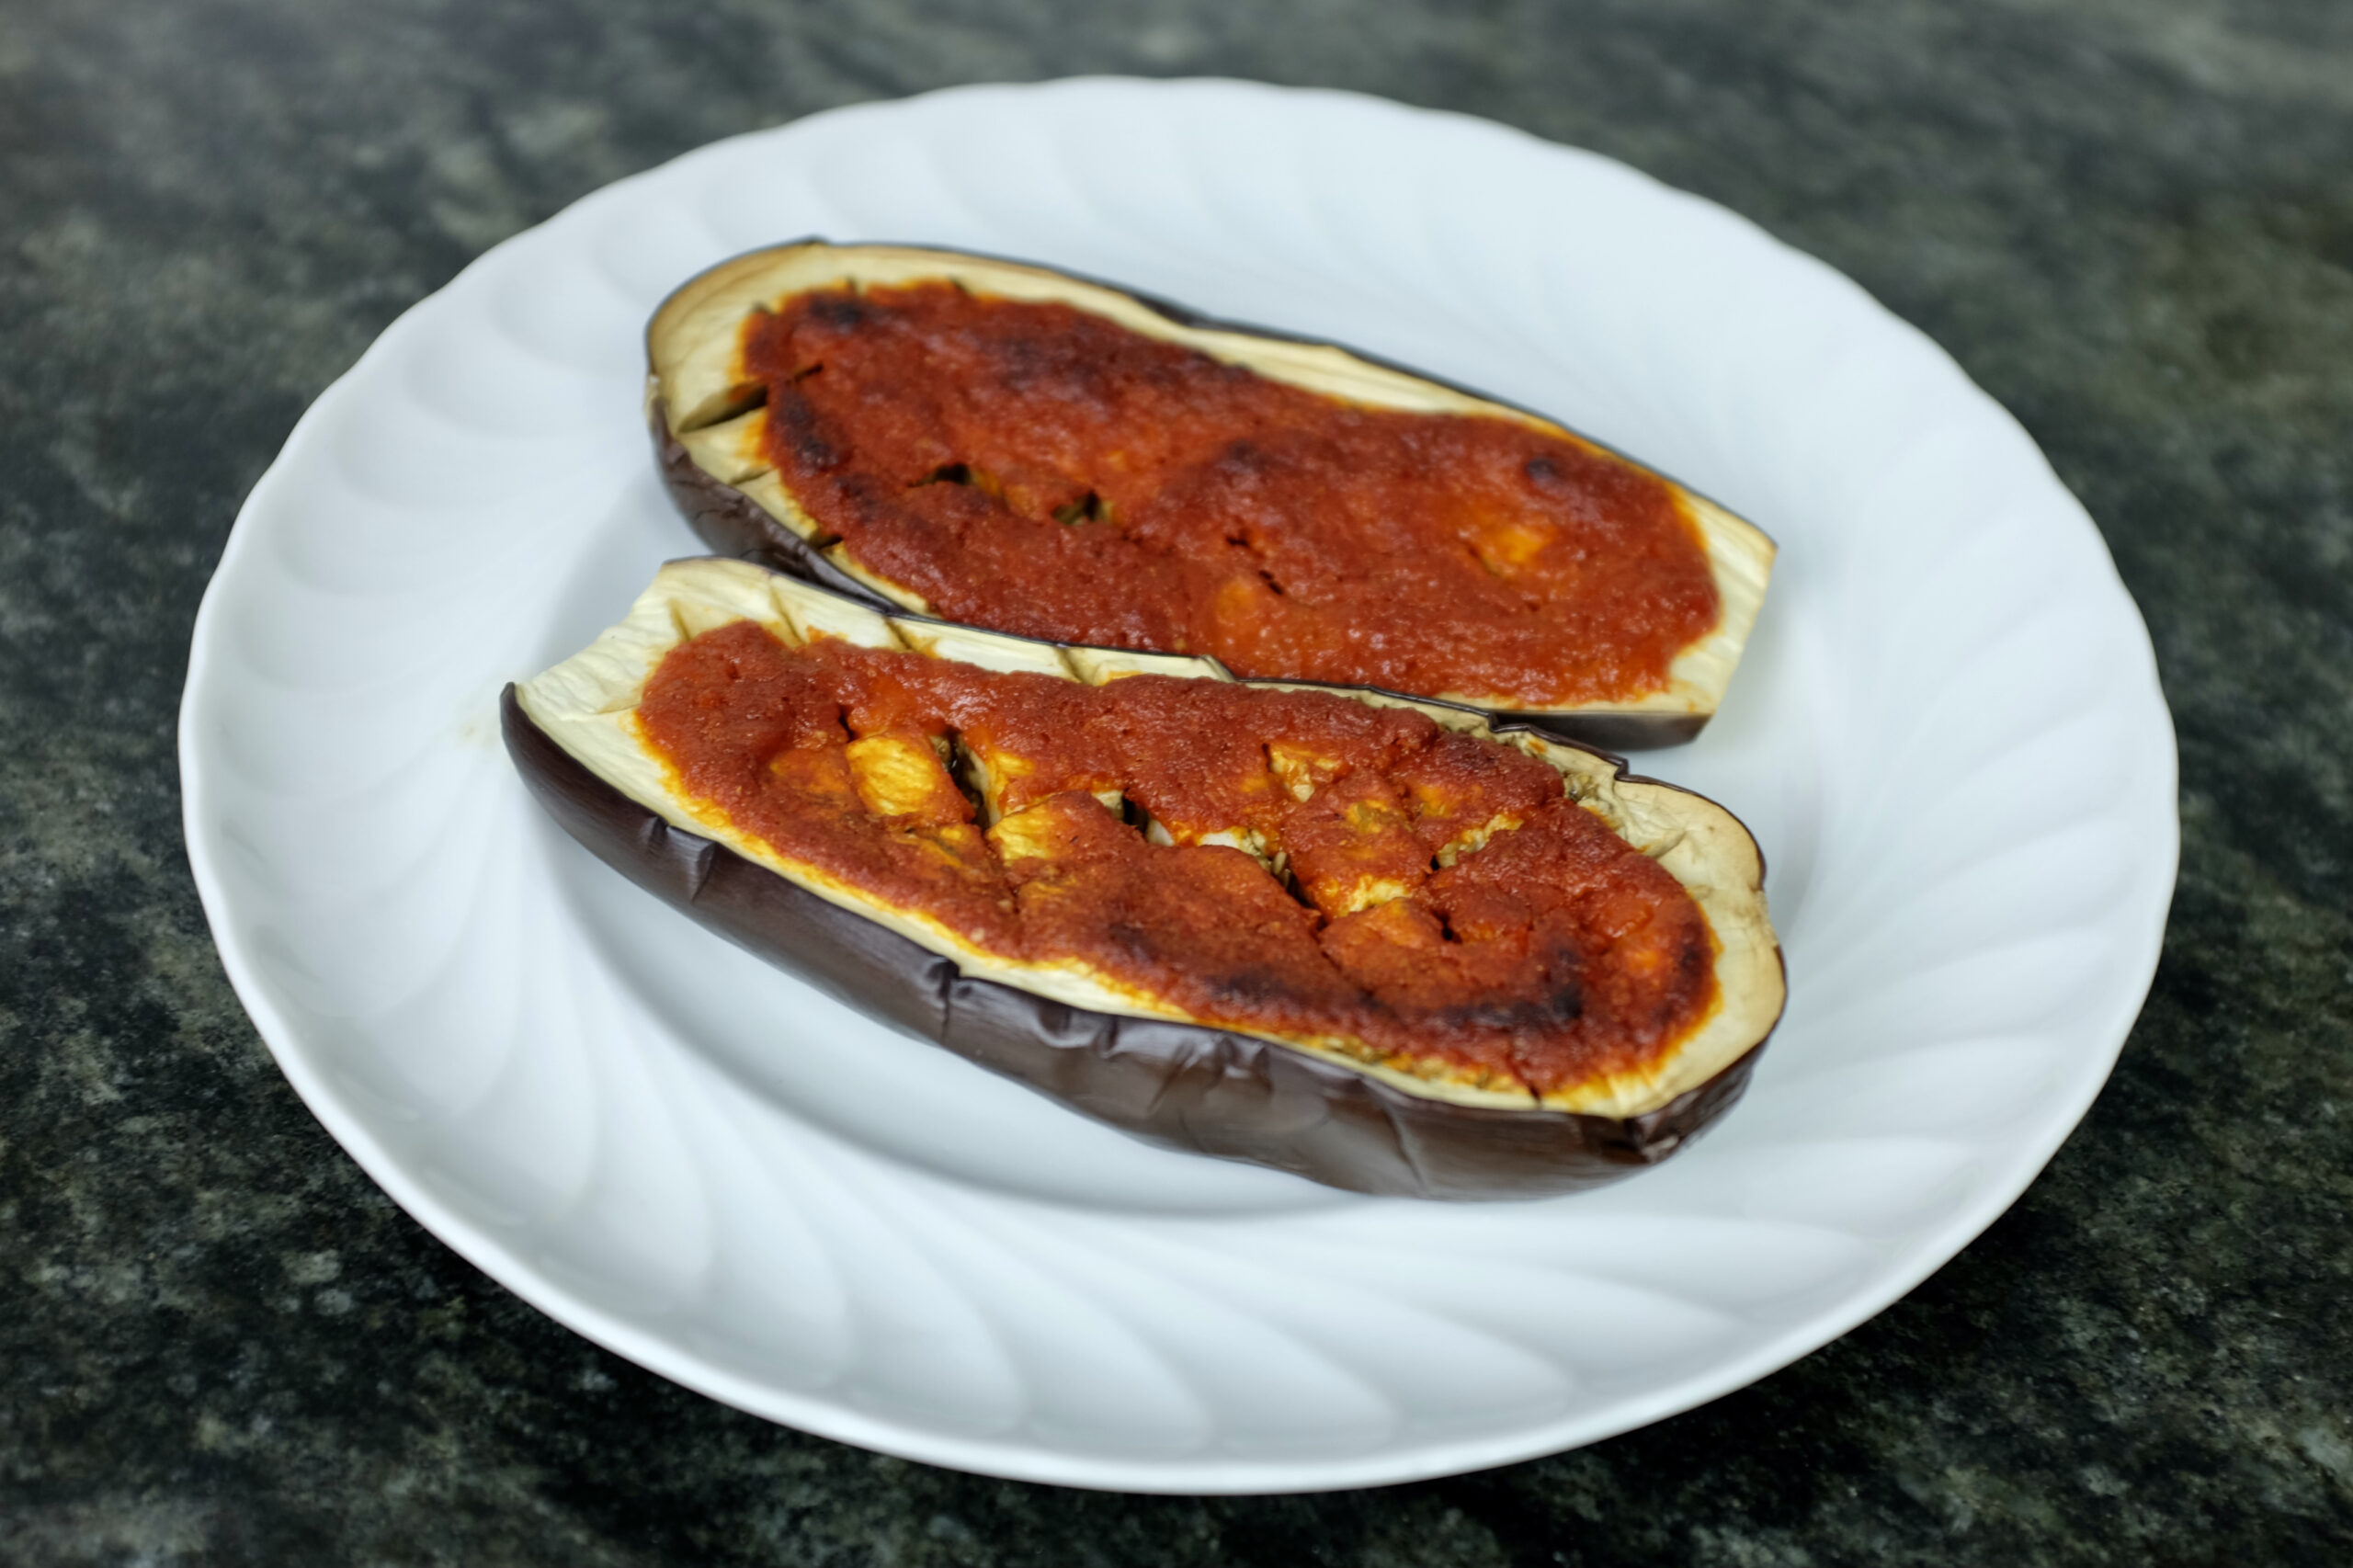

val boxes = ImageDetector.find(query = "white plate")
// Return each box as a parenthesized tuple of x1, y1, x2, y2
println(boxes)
(180, 79, 2177, 1493)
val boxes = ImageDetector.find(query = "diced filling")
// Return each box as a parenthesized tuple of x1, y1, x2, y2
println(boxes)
(634, 619, 1718, 1098)
(737, 284, 1721, 707)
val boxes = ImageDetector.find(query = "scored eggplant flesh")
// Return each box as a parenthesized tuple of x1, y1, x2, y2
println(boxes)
(507, 558, 1786, 1199)
(643, 240, 1777, 750)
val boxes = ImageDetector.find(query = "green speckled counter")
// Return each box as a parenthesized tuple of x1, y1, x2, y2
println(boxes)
(4, 1, 2349, 1562)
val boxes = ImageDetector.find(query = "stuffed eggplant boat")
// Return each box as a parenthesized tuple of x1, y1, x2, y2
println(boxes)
(506, 559, 1783, 1199)
(647, 242, 1776, 749)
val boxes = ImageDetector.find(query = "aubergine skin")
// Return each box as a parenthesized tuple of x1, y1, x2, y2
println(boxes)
(651, 397, 1709, 755)
(503, 683, 1763, 1200)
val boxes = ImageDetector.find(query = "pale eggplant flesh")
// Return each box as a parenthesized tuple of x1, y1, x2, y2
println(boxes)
(506, 559, 1786, 1199)
(644, 240, 1777, 751)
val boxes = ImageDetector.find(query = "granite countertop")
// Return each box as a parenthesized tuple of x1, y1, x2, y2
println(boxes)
(6, 0, 2350, 1562)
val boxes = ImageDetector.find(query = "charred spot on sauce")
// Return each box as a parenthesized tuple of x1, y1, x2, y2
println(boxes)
(631, 619, 1719, 1096)
(1448, 990, 1584, 1032)
(806, 292, 871, 332)
(736, 282, 1722, 707)
(768, 393, 845, 473)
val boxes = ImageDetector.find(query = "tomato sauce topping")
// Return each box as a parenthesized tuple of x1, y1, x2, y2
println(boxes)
(738, 285, 1721, 707)
(635, 619, 1718, 1097)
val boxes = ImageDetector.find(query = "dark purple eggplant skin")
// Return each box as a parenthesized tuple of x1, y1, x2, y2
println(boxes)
(503, 683, 1763, 1200)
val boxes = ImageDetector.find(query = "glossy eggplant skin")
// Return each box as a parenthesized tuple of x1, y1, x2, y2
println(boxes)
(644, 242, 1774, 751)
(503, 682, 1766, 1200)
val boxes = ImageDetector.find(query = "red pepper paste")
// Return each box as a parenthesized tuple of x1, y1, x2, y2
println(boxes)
(635, 619, 1718, 1098)
(738, 284, 1721, 708)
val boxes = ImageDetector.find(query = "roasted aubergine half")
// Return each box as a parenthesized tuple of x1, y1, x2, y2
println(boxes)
(647, 241, 1776, 749)
(505, 558, 1785, 1199)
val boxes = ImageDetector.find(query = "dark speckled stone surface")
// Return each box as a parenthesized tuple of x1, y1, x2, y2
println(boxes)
(4, 0, 2351, 1562)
